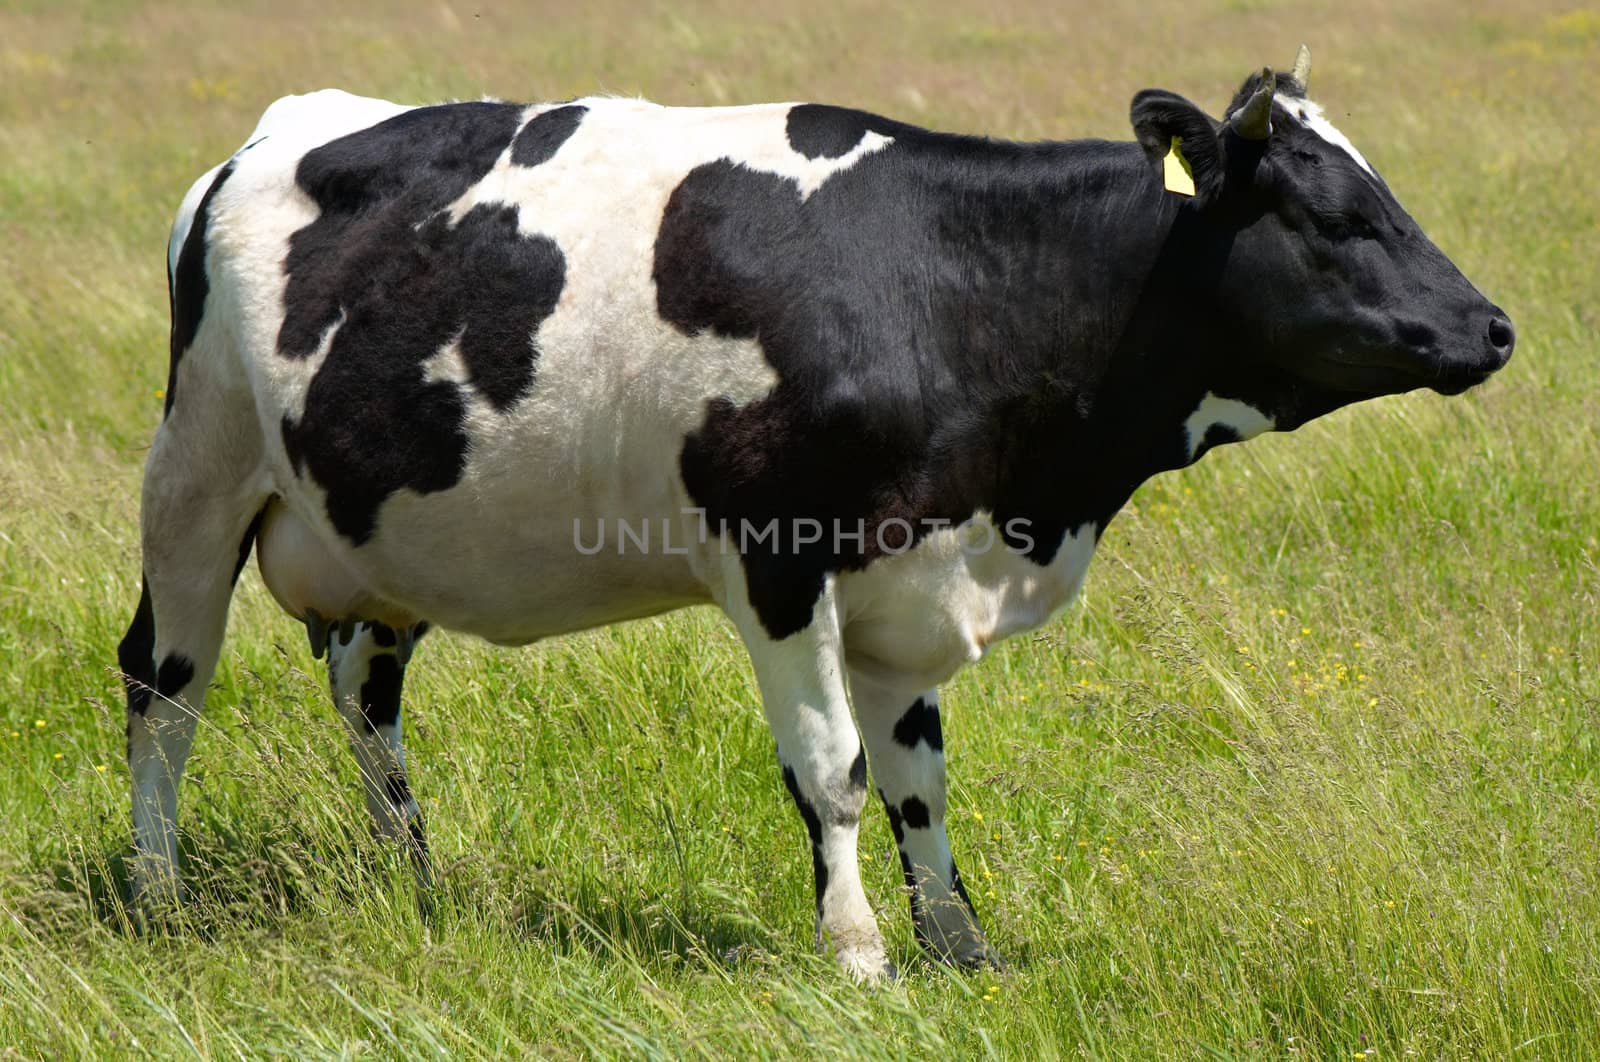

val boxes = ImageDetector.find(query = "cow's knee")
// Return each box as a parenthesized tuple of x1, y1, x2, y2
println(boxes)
(779, 744, 868, 915)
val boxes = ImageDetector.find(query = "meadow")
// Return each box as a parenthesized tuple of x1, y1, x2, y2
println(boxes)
(2, 0, 1598, 1056)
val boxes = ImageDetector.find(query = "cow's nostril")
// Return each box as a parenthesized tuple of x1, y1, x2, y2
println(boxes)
(1488, 316, 1515, 357)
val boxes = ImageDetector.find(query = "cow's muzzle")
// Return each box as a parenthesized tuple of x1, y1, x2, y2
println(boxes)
(1430, 309, 1515, 395)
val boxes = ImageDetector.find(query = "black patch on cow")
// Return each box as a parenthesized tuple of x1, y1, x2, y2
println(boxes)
(880, 789, 931, 942)
(510, 105, 586, 167)
(899, 848, 927, 943)
(278, 101, 567, 545)
(659, 77, 1474, 639)
(165, 160, 236, 419)
(781, 765, 824, 846)
(897, 848, 918, 892)
(155, 653, 195, 699)
(383, 769, 413, 808)
(118, 580, 156, 718)
(231, 506, 267, 586)
(784, 104, 906, 160)
(657, 119, 1241, 639)
(364, 621, 398, 648)
(358, 654, 403, 732)
(881, 790, 906, 845)
(848, 746, 867, 792)
(407, 815, 430, 858)
(892, 697, 943, 752)
(782, 764, 828, 911)
(1190, 423, 1241, 463)
(900, 796, 931, 830)
(951, 863, 976, 912)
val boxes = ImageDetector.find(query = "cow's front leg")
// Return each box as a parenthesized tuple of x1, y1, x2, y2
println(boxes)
(721, 571, 889, 980)
(851, 671, 999, 968)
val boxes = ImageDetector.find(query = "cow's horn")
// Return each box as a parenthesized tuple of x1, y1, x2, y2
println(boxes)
(1229, 67, 1275, 140)
(1291, 45, 1311, 92)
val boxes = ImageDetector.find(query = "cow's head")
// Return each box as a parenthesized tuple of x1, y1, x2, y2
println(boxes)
(1129, 48, 1513, 429)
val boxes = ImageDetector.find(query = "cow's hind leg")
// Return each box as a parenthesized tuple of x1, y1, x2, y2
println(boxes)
(850, 671, 999, 968)
(119, 421, 264, 904)
(326, 621, 432, 879)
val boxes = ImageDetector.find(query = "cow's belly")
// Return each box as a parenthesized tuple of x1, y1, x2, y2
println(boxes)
(257, 486, 718, 644)
(838, 519, 1099, 691)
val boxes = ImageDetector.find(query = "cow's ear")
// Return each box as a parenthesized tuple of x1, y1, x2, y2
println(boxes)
(1130, 90, 1224, 204)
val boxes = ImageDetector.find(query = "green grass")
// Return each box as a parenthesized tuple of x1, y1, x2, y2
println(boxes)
(3, 0, 1600, 1056)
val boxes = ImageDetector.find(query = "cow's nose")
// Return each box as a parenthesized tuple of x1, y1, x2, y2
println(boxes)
(1488, 314, 1515, 365)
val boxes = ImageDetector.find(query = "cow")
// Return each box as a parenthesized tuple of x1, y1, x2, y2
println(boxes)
(118, 47, 1512, 979)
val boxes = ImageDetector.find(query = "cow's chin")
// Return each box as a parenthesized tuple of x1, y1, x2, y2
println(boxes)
(1427, 364, 1499, 396)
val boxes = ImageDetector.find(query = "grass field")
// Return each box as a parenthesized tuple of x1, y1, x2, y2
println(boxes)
(3, 0, 1599, 1056)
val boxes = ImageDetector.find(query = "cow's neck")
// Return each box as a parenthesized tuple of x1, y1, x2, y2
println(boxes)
(927, 140, 1243, 555)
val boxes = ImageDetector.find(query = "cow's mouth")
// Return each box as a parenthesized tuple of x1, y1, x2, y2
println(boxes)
(1300, 345, 1503, 400)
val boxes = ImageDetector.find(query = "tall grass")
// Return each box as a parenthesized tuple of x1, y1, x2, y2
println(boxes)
(2, 0, 1598, 1055)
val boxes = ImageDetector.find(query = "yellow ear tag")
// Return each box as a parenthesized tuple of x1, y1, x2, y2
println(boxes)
(1163, 136, 1195, 196)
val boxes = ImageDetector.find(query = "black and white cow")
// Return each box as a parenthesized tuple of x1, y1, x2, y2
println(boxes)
(119, 49, 1512, 977)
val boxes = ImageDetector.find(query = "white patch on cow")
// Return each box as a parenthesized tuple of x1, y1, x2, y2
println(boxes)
(1185, 392, 1274, 461)
(1277, 98, 1375, 178)
(446, 100, 893, 232)
(789, 130, 894, 198)
(838, 517, 1099, 691)
(419, 334, 471, 388)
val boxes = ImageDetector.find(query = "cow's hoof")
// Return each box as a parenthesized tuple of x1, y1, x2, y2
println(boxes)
(917, 920, 1004, 971)
(836, 946, 897, 983)
(948, 944, 1007, 972)
(127, 885, 187, 934)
